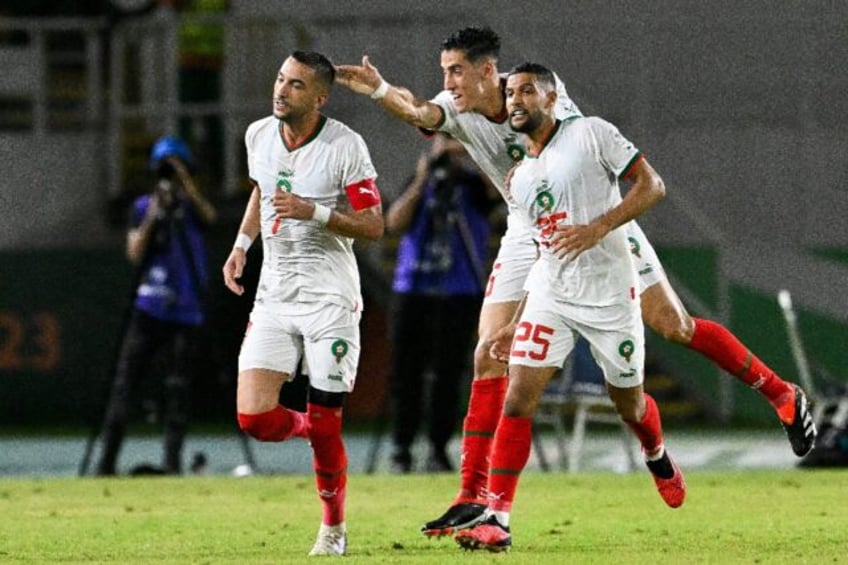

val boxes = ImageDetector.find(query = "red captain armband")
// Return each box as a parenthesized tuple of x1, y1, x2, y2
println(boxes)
(345, 178, 382, 210)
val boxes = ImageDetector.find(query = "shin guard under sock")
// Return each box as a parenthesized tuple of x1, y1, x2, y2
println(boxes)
(689, 318, 794, 415)
(308, 403, 347, 526)
(456, 376, 508, 503)
(487, 415, 533, 513)
(626, 393, 664, 454)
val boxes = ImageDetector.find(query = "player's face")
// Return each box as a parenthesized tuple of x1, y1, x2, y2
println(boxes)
(273, 57, 326, 122)
(440, 49, 487, 114)
(505, 73, 552, 134)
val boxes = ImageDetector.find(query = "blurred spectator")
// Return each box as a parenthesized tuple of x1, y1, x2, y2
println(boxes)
(386, 133, 501, 473)
(95, 135, 217, 476)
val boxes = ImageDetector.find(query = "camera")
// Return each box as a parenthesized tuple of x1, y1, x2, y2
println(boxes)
(155, 179, 180, 212)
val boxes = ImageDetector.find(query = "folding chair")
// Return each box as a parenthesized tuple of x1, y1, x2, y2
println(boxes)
(533, 337, 639, 473)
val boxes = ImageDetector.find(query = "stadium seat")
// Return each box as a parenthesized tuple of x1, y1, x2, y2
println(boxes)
(533, 337, 639, 473)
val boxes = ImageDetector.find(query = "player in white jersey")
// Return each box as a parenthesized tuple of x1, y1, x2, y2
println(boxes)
(455, 63, 683, 551)
(335, 26, 815, 536)
(222, 51, 384, 557)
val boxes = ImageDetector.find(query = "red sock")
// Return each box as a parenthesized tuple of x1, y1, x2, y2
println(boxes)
(689, 318, 794, 417)
(626, 394, 664, 454)
(237, 406, 308, 442)
(307, 403, 347, 526)
(487, 415, 533, 513)
(456, 376, 508, 504)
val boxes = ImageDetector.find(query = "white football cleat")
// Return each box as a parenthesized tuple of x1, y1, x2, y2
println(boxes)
(308, 522, 347, 556)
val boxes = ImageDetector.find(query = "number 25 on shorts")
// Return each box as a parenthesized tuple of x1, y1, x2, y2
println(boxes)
(510, 321, 554, 361)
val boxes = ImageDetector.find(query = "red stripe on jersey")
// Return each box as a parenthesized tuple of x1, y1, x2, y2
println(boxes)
(621, 153, 645, 181)
(345, 178, 382, 210)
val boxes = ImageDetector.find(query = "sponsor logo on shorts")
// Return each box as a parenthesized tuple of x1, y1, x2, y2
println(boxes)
(331, 339, 349, 363)
(628, 236, 641, 258)
(618, 339, 635, 362)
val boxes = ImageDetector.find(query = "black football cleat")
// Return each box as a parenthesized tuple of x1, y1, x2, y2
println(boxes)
(421, 502, 487, 537)
(781, 385, 817, 457)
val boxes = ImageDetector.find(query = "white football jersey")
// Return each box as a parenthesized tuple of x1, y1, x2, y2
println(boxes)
(509, 117, 643, 306)
(245, 114, 378, 312)
(431, 73, 581, 240)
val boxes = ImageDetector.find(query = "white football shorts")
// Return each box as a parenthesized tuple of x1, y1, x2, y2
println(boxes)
(626, 222, 665, 292)
(238, 302, 361, 394)
(510, 290, 645, 389)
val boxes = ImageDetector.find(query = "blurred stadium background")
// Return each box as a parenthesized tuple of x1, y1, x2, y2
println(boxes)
(0, 0, 846, 474)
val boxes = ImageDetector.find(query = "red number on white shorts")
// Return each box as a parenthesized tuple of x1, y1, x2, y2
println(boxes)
(510, 321, 554, 361)
(484, 262, 501, 298)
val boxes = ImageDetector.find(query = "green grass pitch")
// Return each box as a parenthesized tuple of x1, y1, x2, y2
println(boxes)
(1, 469, 845, 563)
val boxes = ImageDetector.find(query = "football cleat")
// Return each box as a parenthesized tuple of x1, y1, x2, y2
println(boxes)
(455, 514, 512, 552)
(649, 451, 686, 508)
(421, 502, 487, 537)
(781, 385, 817, 457)
(308, 523, 347, 556)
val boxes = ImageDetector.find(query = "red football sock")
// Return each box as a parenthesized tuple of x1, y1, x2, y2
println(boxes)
(689, 318, 795, 418)
(455, 376, 508, 504)
(487, 415, 533, 513)
(237, 405, 308, 442)
(307, 403, 347, 526)
(626, 393, 664, 454)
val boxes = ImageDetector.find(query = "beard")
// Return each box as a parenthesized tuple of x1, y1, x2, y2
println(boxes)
(509, 110, 544, 133)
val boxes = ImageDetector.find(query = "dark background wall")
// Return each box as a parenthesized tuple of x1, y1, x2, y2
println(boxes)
(0, 0, 846, 429)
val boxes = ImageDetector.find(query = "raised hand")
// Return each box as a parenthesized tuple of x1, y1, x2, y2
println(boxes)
(335, 55, 384, 96)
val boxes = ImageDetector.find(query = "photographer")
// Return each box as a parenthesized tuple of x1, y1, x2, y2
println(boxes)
(95, 135, 217, 476)
(386, 133, 501, 473)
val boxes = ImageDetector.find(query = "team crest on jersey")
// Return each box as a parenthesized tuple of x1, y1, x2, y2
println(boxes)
(276, 168, 294, 192)
(535, 183, 555, 212)
(618, 339, 635, 362)
(503, 134, 525, 162)
(628, 236, 641, 258)
(331, 339, 349, 363)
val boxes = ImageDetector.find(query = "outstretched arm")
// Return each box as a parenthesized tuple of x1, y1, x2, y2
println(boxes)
(335, 56, 444, 130)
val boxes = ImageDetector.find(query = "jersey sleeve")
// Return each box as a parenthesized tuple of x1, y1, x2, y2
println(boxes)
(427, 90, 460, 136)
(589, 117, 642, 179)
(340, 132, 381, 210)
(553, 72, 583, 121)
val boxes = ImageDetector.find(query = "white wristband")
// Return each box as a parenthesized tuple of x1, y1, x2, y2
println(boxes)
(370, 80, 390, 100)
(311, 203, 332, 226)
(233, 233, 253, 251)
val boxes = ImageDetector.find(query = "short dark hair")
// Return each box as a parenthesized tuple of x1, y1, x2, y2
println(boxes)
(291, 50, 336, 90)
(441, 26, 500, 63)
(508, 62, 556, 91)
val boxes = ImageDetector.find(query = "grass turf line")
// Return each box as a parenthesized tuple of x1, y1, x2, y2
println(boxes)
(0, 469, 845, 563)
